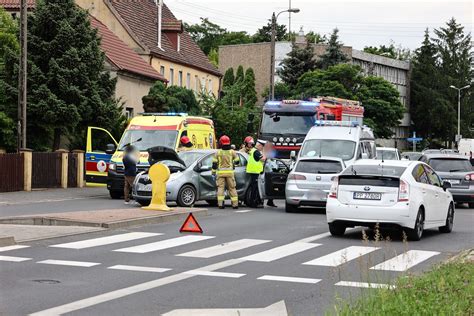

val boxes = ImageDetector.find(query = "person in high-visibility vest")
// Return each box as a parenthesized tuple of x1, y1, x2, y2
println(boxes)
(246, 140, 265, 208)
(178, 136, 193, 152)
(212, 135, 240, 209)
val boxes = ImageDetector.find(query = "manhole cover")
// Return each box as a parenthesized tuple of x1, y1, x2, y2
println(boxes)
(32, 279, 61, 284)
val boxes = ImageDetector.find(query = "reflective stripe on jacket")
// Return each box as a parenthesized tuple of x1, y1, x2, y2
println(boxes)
(212, 149, 239, 174)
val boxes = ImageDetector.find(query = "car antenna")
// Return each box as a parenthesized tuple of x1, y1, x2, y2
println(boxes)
(381, 150, 384, 163)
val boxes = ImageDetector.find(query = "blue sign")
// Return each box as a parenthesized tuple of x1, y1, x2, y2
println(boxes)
(407, 137, 423, 142)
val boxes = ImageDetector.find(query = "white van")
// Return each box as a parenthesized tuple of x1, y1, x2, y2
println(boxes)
(458, 139, 474, 157)
(298, 121, 376, 166)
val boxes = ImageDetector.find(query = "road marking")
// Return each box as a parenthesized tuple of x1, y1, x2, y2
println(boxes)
(107, 265, 171, 273)
(50, 232, 161, 249)
(234, 209, 253, 213)
(0, 245, 30, 252)
(370, 250, 440, 272)
(162, 300, 288, 316)
(114, 235, 215, 253)
(258, 275, 321, 284)
(335, 281, 394, 289)
(241, 242, 321, 262)
(37, 260, 100, 267)
(184, 270, 245, 278)
(0, 255, 31, 262)
(303, 246, 380, 267)
(297, 228, 359, 243)
(29, 258, 245, 316)
(177, 238, 271, 258)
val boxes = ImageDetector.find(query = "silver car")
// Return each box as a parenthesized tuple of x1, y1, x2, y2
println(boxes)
(420, 153, 474, 207)
(132, 149, 251, 207)
(284, 157, 345, 212)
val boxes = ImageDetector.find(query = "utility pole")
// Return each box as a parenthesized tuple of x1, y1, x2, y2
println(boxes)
(288, 0, 291, 41)
(18, 0, 27, 151)
(269, 13, 276, 101)
(449, 84, 470, 147)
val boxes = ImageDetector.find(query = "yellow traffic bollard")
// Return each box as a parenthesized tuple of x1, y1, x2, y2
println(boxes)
(142, 163, 171, 211)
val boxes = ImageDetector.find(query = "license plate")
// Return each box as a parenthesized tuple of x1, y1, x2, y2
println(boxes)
(353, 192, 382, 200)
(446, 179, 460, 185)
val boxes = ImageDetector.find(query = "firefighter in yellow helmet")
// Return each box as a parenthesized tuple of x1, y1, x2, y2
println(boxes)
(212, 135, 240, 209)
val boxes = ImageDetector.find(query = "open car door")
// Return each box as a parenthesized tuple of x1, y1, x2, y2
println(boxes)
(86, 127, 118, 186)
(258, 158, 290, 200)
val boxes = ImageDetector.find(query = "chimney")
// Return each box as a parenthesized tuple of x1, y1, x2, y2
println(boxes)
(157, 0, 163, 49)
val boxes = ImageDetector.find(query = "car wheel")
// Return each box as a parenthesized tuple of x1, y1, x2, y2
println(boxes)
(136, 199, 150, 207)
(406, 209, 424, 241)
(177, 185, 197, 207)
(328, 222, 346, 237)
(206, 200, 218, 207)
(439, 204, 454, 233)
(109, 190, 122, 199)
(285, 202, 298, 213)
(244, 187, 255, 207)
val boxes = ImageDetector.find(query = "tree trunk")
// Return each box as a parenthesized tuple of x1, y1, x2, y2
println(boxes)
(53, 128, 61, 151)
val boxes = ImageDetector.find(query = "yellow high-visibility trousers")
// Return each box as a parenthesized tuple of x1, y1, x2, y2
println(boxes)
(216, 173, 238, 207)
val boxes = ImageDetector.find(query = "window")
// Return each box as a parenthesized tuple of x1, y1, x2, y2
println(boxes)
(186, 73, 191, 89)
(125, 107, 134, 119)
(423, 165, 442, 187)
(169, 68, 174, 85)
(200, 154, 214, 169)
(428, 158, 472, 172)
(236, 153, 247, 167)
(160, 66, 165, 75)
(178, 71, 183, 87)
(295, 160, 343, 174)
(412, 164, 429, 184)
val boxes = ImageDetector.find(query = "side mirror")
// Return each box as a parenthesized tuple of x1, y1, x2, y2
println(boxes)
(290, 150, 296, 161)
(105, 144, 116, 155)
(442, 181, 452, 191)
(361, 153, 369, 159)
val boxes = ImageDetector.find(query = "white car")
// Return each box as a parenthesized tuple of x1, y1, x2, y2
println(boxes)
(376, 147, 401, 160)
(326, 160, 454, 240)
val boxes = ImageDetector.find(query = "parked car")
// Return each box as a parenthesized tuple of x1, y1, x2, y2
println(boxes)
(285, 157, 345, 212)
(326, 160, 454, 240)
(420, 153, 474, 207)
(376, 147, 401, 160)
(401, 152, 423, 161)
(132, 148, 251, 207)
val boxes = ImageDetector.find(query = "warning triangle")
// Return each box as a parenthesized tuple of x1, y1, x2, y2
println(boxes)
(179, 213, 203, 233)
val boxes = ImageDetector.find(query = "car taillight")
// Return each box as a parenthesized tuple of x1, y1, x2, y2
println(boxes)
(108, 163, 116, 171)
(288, 173, 306, 180)
(328, 177, 338, 198)
(398, 179, 409, 202)
(464, 173, 474, 181)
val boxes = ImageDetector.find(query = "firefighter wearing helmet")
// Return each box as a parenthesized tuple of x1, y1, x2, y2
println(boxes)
(240, 136, 255, 154)
(212, 135, 240, 209)
(178, 135, 193, 152)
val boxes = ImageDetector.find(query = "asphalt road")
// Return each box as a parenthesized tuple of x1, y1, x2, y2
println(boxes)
(0, 191, 473, 316)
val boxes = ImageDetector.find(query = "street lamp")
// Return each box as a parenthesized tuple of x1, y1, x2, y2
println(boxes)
(269, 8, 300, 101)
(449, 84, 470, 145)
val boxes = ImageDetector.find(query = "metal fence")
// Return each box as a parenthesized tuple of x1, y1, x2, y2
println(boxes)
(0, 153, 24, 192)
(32, 152, 62, 189)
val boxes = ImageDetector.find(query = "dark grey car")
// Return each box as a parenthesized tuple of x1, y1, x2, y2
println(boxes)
(420, 153, 474, 207)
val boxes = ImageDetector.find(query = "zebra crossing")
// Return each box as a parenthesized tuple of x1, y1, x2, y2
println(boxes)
(0, 231, 442, 287)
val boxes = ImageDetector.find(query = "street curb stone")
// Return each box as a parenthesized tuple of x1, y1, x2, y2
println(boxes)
(0, 235, 16, 246)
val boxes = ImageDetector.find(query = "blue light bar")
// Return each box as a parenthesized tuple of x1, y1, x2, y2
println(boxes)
(139, 112, 188, 117)
(314, 120, 359, 127)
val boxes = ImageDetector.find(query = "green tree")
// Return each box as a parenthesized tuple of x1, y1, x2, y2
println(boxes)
(306, 31, 327, 44)
(220, 31, 252, 46)
(261, 82, 293, 101)
(208, 48, 218, 67)
(242, 67, 257, 107)
(184, 18, 226, 55)
(142, 81, 200, 115)
(212, 101, 259, 145)
(235, 65, 244, 83)
(363, 42, 412, 61)
(222, 68, 234, 88)
(317, 28, 349, 69)
(278, 42, 317, 88)
(252, 21, 287, 43)
(2, 0, 124, 150)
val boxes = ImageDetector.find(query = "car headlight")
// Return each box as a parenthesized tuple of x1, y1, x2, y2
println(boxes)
(292, 137, 297, 143)
(273, 137, 278, 142)
(279, 137, 284, 142)
(109, 163, 116, 171)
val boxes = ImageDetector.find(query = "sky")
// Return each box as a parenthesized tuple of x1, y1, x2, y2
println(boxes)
(166, 0, 473, 50)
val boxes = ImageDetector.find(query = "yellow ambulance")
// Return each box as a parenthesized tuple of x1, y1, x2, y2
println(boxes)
(85, 113, 216, 198)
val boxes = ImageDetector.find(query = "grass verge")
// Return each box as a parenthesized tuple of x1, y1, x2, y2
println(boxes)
(329, 255, 474, 315)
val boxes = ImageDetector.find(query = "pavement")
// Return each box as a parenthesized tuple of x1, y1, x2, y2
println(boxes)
(0, 188, 472, 315)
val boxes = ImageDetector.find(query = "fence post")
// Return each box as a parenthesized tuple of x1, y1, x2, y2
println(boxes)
(20, 148, 32, 192)
(73, 150, 85, 188)
(56, 149, 68, 189)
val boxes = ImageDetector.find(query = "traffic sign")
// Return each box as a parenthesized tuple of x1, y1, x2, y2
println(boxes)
(179, 213, 203, 233)
(407, 137, 423, 142)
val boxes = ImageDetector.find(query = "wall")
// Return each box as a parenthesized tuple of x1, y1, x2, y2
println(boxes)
(219, 42, 271, 104)
(115, 73, 155, 117)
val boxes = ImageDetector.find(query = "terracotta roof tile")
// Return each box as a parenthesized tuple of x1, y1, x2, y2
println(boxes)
(0, 0, 34, 10)
(90, 16, 166, 81)
(110, 0, 221, 76)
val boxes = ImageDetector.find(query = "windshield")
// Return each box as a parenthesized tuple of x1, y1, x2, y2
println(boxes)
(300, 140, 356, 161)
(376, 150, 398, 160)
(429, 158, 472, 172)
(260, 112, 316, 135)
(178, 151, 208, 168)
(295, 160, 343, 174)
(118, 130, 178, 151)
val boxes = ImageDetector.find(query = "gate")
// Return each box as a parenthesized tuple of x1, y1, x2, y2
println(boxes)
(32, 152, 62, 189)
(0, 153, 24, 192)
(68, 152, 78, 188)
